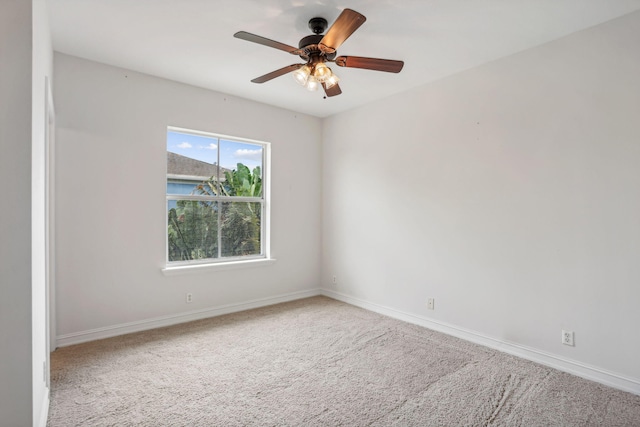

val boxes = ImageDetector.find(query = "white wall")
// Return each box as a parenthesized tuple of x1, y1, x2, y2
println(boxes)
(53, 54, 322, 339)
(322, 10, 640, 389)
(0, 0, 34, 424)
(32, 0, 54, 424)
(1, 0, 52, 425)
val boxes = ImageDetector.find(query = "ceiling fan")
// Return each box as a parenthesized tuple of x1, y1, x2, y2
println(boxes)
(234, 8, 404, 97)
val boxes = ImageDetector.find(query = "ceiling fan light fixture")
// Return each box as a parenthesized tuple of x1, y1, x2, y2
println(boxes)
(292, 65, 311, 85)
(324, 72, 340, 89)
(313, 62, 332, 83)
(305, 75, 320, 91)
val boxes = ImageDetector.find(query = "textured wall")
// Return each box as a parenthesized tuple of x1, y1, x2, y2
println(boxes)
(322, 11, 640, 384)
(54, 54, 322, 337)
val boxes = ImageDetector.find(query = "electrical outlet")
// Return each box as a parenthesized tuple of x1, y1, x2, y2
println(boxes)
(562, 330, 574, 346)
(186, 293, 193, 303)
(332, 276, 337, 286)
(427, 298, 435, 310)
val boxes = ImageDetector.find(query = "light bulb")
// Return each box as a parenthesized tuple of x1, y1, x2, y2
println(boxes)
(313, 62, 332, 83)
(305, 75, 319, 91)
(324, 72, 340, 89)
(292, 65, 311, 85)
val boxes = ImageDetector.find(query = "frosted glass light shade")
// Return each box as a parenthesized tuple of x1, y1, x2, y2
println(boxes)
(314, 62, 332, 82)
(292, 65, 311, 85)
(324, 72, 340, 89)
(305, 76, 319, 91)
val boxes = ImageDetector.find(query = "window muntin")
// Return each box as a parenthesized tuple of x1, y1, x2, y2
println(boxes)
(166, 128, 267, 265)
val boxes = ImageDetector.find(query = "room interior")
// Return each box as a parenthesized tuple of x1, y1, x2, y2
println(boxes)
(2, 1, 640, 425)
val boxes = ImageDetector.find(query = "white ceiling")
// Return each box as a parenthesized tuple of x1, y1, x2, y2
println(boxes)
(49, 0, 640, 118)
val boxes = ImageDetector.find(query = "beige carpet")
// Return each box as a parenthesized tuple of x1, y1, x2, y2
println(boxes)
(48, 296, 640, 426)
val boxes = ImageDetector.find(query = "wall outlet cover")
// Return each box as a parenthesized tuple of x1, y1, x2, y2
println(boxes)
(562, 330, 574, 346)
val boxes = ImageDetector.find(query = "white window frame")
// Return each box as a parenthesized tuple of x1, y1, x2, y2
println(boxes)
(163, 126, 271, 272)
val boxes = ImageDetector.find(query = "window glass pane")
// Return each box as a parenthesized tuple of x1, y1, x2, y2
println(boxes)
(167, 200, 218, 261)
(167, 131, 220, 195)
(219, 139, 263, 197)
(220, 202, 262, 258)
(166, 128, 267, 265)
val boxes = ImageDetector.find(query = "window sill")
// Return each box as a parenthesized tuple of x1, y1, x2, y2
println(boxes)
(162, 258, 276, 276)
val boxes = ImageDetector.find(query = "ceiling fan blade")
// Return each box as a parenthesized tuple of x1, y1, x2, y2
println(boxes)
(251, 64, 302, 83)
(234, 31, 298, 54)
(335, 56, 404, 73)
(322, 82, 342, 97)
(319, 9, 366, 54)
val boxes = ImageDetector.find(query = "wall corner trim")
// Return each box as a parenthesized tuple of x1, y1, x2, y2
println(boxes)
(320, 289, 640, 396)
(37, 390, 49, 427)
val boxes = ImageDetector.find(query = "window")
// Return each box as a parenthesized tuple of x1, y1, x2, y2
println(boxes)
(166, 127, 268, 266)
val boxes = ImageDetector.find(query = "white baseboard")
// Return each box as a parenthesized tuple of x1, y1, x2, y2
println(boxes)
(321, 288, 640, 396)
(55, 287, 639, 396)
(56, 289, 322, 347)
(37, 389, 49, 427)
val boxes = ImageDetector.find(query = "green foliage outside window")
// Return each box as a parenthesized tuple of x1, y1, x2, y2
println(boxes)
(167, 163, 262, 262)
(168, 200, 218, 261)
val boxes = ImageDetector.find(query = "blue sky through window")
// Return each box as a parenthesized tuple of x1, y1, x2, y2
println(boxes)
(167, 130, 263, 171)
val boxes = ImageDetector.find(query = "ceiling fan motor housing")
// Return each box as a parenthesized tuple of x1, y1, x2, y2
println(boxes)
(298, 33, 336, 61)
